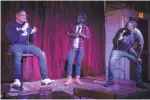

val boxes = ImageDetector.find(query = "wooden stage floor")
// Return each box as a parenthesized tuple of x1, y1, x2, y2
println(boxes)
(5, 76, 150, 99)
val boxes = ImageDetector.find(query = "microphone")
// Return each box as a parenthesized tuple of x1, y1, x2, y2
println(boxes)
(23, 19, 27, 24)
(122, 29, 126, 33)
(78, 27, 81, 32)
(22, 19, 29, 31)
(75, 26, 81, 38)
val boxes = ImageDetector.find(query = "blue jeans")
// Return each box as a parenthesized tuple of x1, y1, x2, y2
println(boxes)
(67, 48, 84, 76)
(9, 44, 48, 80)
(108, 49, 142, 83)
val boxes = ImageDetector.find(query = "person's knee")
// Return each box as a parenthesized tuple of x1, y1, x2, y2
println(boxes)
(68, 60, 73, 65)
(76, 61, 81, 66)
(13, 52, 22, 64)
(40, 51, 46, 59)
(109, 59, 116, 64)
(14, 52, 22, 57)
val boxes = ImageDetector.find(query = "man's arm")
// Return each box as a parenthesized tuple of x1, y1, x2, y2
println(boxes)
(67, 32, 77, 38)
(136, 44, 143, 64)
(67, 25, 78, 38)
(137, 44, 143, 58)
(29, 26, 36, 43)
(112, 28, 124, 44)
(135, 29, 144, 63)
(6, 22, 21, 43)
(29, 34, 36, 43)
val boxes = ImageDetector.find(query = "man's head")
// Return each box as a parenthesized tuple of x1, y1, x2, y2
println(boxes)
(77, 12, 87, 24)
(125, 20, 137, 32)
(16, 8, 27, 24)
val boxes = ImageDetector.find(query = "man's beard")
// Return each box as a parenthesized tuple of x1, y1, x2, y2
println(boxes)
(77, 20, 83, 24)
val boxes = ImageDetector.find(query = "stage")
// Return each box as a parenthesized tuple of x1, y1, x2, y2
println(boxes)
(3, 76, 150, 99)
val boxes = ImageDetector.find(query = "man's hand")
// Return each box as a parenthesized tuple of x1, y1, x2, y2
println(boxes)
(77, 32, 83, 37)
(118, 36, 123, 40)
(78, 32, 82, 36)
(31, 27, 37, 34)
(78, 32, 87, 39)
(74, 32, 80, 38)
(136, 57, 142, 64)
(22, 23, 29, 31)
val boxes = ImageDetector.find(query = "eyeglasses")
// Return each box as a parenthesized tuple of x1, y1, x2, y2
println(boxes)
(19, 14, 28, 17)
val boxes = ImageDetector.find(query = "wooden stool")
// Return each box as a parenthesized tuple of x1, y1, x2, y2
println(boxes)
(7, 52, 34, 91)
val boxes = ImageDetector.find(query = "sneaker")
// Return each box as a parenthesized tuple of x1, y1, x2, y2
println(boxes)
(11, 79, 21, 90)
(104, 81, 114, 87)
(64, 76, 73, 86)
(41, 78, 55, 85)
(136, 83, 147, 89)
(75, 76, 83, 85)
(64, 80, 73, 86)
(75, 79, 83, 85)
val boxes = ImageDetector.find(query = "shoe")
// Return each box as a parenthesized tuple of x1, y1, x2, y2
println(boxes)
(64, 76, 73, 86)
(41, 78, 55, 85)
(75, 79, 83, 85)
(75, 76, 83, 85)
(136, 83, 147, 89)
(104, 81, 114, 87)
(11, 79, 21, 90)
(64, 80, 73, 86)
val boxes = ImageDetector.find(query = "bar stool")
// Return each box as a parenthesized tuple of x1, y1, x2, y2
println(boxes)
(7, 52, 34, 91)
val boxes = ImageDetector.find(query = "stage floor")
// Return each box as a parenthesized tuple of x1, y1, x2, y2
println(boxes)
(6, 76, 150, 99)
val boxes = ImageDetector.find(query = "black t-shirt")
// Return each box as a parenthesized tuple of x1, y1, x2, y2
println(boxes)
(113, 28, 144, 51)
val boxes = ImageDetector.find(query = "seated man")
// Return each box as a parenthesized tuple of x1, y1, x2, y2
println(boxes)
(6, 8, 55, 89)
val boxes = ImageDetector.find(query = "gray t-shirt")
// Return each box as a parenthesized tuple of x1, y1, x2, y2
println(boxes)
(113, 28, 144, 51)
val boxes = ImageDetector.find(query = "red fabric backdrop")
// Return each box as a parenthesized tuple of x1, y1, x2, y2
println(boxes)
(1, 1, 105, 81)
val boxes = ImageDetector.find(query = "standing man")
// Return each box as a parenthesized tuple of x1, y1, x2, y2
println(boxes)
(6, 8, 55, 89)
(104, 20, 147, 89)
(65, 13, 90, 85)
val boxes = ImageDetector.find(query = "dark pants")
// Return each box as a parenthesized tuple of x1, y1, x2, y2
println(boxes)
(67, 48, 84, 76)
(108, 49, 142, 83)
(9, 44, 48, 80)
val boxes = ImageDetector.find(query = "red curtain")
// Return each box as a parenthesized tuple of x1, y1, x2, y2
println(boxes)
(1, 1, 105, 81)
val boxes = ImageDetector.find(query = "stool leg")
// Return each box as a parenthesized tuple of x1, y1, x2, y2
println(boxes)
(20, 57, 24, 91)
(7, 54, 13, 83)
(7, 54, 10, 79)
(2, 93, 6, 99)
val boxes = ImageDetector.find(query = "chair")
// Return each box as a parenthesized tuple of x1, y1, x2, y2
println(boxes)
(7, 52, 34, 91)
(73, 88, 117, 99)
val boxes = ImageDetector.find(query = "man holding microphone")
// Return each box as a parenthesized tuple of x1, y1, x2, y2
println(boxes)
(6, 8, 55, 89)
(104, 20, 147, 89)
(64, 13, 90, 85)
